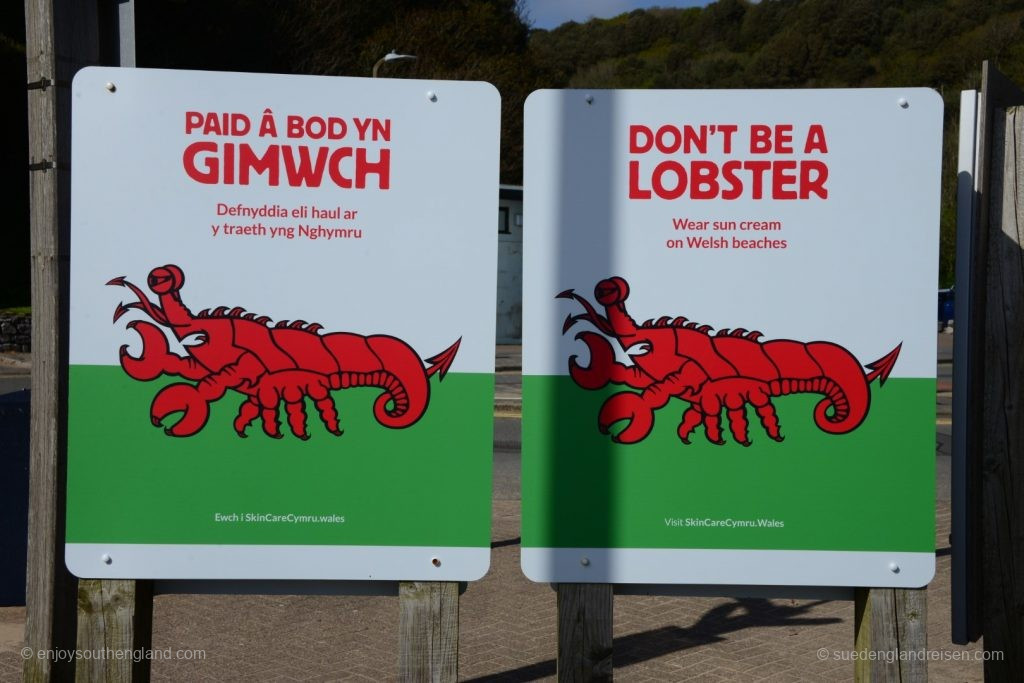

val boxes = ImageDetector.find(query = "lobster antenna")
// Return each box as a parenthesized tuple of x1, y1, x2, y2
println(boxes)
(555, 289, 614, 336)
(106, 277, 168, 326)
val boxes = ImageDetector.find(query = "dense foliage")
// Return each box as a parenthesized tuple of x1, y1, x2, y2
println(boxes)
(5, 0, 1024, 303)
(532, 0, 1023, 91)
(529, 0, 1024, 286)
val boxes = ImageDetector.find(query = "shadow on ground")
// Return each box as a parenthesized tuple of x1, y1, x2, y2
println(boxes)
(464, 598, 842, 682)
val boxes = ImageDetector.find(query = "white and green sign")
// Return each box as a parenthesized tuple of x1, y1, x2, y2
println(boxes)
(67, 67, 499, 580)
(522, 89, 941, 587)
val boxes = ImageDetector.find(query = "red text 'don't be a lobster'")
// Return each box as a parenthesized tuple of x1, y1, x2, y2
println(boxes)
(628, 123, 829, 201)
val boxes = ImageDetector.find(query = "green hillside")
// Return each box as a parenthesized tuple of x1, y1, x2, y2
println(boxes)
(531, 0, 1023, 91)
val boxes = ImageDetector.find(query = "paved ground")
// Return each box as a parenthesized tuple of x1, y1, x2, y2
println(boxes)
(0, 353, 29, 397)
(0, 330, 988, 681)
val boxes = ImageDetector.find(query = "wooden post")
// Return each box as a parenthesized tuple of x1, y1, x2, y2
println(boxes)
(23, 0, 86, 679)
(953, 60, 1024, 651)
(557, 584, 612, 682)
(75, 580, 154, 682)
(398, 581, 459, 682)
(854, 587, 927, 682)
(980, 103, 1024, 678)
(24, 2, 153, 681)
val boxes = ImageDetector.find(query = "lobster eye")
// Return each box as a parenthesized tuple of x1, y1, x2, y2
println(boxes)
(594, 277, 629, 306)
(147, 265, 185, 294)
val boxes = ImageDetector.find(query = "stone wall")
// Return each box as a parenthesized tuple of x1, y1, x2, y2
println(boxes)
(0, 315, 30, 352)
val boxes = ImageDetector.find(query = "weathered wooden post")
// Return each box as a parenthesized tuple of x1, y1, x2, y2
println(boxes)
(979, 91, 1024, 681)
(557, 584, 612, 681)
(23, 0, 98, 678)
(399, 581, 459, 681)
(949, 61, 1024, 675)
(75, 579, 153, 682)
(854, 588, 927, 682)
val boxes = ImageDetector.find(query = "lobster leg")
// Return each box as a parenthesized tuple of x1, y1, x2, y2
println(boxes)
(724, 393, 751, 447)
(260, 405, 282, 439)
(284, 396, 309, 440)
(748, 386, 784, 442)
(698, 393, 726, 445)
(234, 398, 260, 437)
(687, 378, 783, 446)
(253, 370, 342, 440)
(677, 405, 704, 444)
(313, 395, 343, 437)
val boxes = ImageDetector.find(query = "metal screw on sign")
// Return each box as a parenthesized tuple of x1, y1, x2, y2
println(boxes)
(427, 91, 437, 103)
(101, 553, 112, 565)
(889, 562, 901, 574)
(580, 557, 590, 567)
(105, 82, 116, 93)
(584, 94, 594, 105)
(431, 557, 441, 567)
(898, 97, 909, 109)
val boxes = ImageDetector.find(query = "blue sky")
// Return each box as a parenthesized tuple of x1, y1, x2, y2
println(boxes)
(522, 1, 711, 30)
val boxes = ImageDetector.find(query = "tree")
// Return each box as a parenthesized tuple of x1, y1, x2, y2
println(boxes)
(287, 0, 535, 182)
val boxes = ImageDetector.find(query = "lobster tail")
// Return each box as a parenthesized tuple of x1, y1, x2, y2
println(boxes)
(424, 338, 461, 381)
(804, 342, 871, 434)
(354, 336, 428, 429)
(320, 333, 459, 430)
(371, 372, 416, 427)
(865, 343, 902, 386)
(763, 341, 874, 435)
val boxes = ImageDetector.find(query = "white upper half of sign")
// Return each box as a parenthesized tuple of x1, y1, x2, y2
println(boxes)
(523, 88, 942, 378)
(71, 67, 500, 372)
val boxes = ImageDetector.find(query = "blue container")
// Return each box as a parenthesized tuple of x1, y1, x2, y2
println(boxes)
(938, 288, 955, 329)
(0, 389, 29, 606)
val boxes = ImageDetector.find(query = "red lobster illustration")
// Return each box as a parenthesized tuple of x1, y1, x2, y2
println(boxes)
(109, 264, 460, 439)
(559, 277, 901, 446)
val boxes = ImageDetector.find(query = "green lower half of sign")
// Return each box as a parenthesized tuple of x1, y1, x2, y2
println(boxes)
(67, 366, 493, 547)
(522, 375, 935, 553)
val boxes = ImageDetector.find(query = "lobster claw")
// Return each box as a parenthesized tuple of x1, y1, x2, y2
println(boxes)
(598, 391, 654, 444)
(569, 331, 617, 390)
(120, 320, 171, 381)
(151, 382, 210, 437)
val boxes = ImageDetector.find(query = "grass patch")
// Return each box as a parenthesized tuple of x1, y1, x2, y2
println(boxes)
(0, 307, 30, 316)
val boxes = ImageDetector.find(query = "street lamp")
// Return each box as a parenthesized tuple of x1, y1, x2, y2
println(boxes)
(372, 50, 417, 78)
